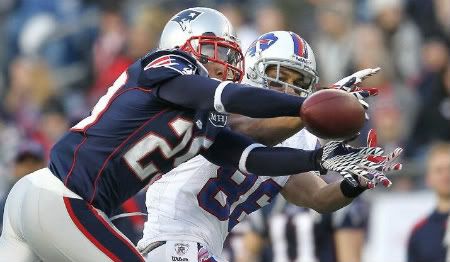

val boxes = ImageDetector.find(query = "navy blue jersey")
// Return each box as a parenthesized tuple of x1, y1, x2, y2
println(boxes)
(407, 210, 449, 262)
(49, 50, 226, 215)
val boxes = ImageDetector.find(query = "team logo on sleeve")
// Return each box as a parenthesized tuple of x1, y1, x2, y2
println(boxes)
(209, 112, 228, 127)
(246, 32, 278, 57)
(172, 10, 203, 31)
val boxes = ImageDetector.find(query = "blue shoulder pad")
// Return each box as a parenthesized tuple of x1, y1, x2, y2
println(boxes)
(138, 49, 208, 88)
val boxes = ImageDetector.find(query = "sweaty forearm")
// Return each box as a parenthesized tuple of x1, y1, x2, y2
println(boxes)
(228, 115, 303, 146)
(281, 174, 354, 213)
(309, 182, 354, 213)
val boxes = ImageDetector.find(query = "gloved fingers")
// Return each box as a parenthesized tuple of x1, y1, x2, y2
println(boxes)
(358, 147, 385, 157)
(366, 147, 403, 167)
(385, 147, 403, 163)
(352, 90, 371, 100)
(373, 172, 392, 187)
(360, 174, 376, 189)
(353, 67, 381, 80)
(359, 99, 369, 109)
(382, 162, 403, 172)
(359, 87, 379, 96)
(367, 129, 377, 147)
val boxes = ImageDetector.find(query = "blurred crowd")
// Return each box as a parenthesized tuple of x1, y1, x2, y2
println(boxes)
(0, 0, 449, 261)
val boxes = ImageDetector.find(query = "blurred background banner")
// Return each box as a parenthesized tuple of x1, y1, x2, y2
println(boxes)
(364, 191, 435, 262)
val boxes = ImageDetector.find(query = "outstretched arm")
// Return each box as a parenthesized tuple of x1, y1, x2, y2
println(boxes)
(201, 128, 321, 176)
(228, 115, 303, 146)
(157, 75, 305, 118)
(281, 174, 357, 213)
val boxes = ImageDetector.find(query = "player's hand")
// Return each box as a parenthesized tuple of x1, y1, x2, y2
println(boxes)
(331, 67, 380, 119)
(357, 129, 403, 188)
(317, 139, 385, 178)
(332, 67, 381, 90)
(337, 129, 403, 189)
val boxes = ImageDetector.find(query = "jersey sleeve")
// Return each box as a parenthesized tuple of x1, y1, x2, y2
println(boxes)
(201, 128, 320, 176)
(137, 49, 207, 88)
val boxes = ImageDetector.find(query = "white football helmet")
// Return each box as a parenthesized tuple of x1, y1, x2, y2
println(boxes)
(159, 7, 244, 82)
(244, 31, 319, 97)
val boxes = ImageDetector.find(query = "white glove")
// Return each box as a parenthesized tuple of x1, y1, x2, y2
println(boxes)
(332, 67, 381, 119)
(332, 67, 381, 89)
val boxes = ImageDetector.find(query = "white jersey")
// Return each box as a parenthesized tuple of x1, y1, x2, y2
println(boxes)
(138, 129, 318, 258)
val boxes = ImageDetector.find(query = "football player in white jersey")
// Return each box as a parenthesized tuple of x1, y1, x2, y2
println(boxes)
(137, 30, 400, 262)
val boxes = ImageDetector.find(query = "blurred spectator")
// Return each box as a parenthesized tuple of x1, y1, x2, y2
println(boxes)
(4, 0, 97, 89)
(421, 40, 449, 75)
(3, 57, 56, 132)
(126, 6, 168, 59)
(0, 141, 46, 233)
(31, 100, 70, 156)
(351, 24, 418, 150)
(313, 0, 355, 84)
(255, 5, 286, 36)
(407, 60, 450, 157)
(369, 0, 422, 84)
(447, 216, 450, 262)
(0, 122, 22, 196)
(406, 0, 450, 46)
(219, 4, 258, 51)
(88, 3, 132, 103)
(407, 142, 450, 262)
(221, 4, 285, 51)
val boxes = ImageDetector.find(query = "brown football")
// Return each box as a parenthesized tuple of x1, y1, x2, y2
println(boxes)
(300, 89, 365, 139)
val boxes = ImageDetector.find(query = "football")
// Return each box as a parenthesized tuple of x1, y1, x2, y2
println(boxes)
(300, 89, 365, 139)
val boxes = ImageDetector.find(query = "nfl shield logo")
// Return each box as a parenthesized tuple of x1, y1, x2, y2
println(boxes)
(174, 243, 190, 256)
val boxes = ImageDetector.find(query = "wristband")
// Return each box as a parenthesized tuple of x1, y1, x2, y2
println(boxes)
(340, 178, 366, 198)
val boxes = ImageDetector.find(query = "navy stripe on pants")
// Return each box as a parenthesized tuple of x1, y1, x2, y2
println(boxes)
(64, 197, 145, 262)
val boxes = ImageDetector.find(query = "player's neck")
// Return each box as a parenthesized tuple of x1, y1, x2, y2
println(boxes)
(436, 196, 450, 213)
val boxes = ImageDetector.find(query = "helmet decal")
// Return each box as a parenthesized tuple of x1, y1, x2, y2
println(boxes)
(160, 7, 244, 82)
(290, 32, 308, 59)
(172, 9, 203, 31)
(247, 33, 279, 57)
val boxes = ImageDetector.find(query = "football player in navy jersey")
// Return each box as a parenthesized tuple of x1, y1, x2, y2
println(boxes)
(0, 7, 397, 261)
